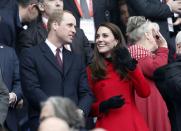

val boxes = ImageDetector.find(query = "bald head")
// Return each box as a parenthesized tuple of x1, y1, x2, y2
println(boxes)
(38, 117, 70, 131)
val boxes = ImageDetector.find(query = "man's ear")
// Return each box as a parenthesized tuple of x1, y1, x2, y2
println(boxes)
(38, 3, 45, 12)
(52, 21, 59, 31)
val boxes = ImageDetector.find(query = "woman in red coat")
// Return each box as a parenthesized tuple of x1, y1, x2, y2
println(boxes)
(127, 16, 171, 131)
(87, 22, 150, 131)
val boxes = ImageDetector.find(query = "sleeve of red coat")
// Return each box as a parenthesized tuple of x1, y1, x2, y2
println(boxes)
(139, 47, 168, 78)
(129, 66, 151, 97)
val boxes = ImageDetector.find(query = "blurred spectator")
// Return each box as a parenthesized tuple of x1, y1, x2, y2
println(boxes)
(127, 16, 171, 131)
(40, 96, 85, 130)
(118, 0, 130, 39)
(0, 0, 39, 47)
(17, 0, 93, 65)
(126, 0, 181, 61)
(175, 31, 181, 55)
(38, 117, 70, 131)
(63, 0, 120, 42)
(0, 45, 23, 131)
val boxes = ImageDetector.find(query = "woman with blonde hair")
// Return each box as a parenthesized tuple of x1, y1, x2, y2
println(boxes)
(127, 16, 171, 131)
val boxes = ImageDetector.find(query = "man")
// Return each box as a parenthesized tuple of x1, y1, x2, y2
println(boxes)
(20, 11, 93, 131)
(63, 0, 120, 42)
(17, 0, 93, 65)
(126, 0, 181, 61)
(0, 0, 39, 47)
(0, 45, 23, 131)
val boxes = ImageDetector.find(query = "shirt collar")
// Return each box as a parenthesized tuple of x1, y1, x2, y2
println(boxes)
(45, 39, 63, 55)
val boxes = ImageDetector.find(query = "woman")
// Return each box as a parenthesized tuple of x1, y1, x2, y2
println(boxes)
(127, 16, 171, 131)
(87, 22, 150, 131)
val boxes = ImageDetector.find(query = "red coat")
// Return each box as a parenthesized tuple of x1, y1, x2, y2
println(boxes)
(87, 62, 150, 131)
(129, 45, 171, 131)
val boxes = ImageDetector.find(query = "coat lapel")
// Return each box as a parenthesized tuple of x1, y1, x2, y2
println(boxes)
(63, 48, 73, 76)
(39, 43, 63, 74)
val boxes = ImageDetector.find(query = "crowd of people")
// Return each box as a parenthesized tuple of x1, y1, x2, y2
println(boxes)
(0, 0, 181, 131)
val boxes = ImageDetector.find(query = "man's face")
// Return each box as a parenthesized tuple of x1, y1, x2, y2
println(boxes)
(41, 0, 63, 17)
(56, 12, 76, 44)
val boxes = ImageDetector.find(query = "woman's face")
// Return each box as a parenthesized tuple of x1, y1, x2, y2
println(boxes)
(95, 26, 118, 57)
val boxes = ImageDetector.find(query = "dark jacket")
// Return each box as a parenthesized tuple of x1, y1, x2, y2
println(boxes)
(154, 56, 181, 131)
(0, 45, 22, 131)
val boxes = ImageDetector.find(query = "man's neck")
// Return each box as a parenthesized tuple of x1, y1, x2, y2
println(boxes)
(47, 33, 63, 48)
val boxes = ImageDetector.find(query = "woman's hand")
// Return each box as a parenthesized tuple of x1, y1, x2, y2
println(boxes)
(152, 29, 168, 48)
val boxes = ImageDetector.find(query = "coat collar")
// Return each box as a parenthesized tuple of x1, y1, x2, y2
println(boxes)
(39, 43, 73, 76)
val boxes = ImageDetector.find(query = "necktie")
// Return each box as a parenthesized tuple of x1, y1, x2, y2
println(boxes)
(80, 0, 90, 18)
(55, 48, 63, 69)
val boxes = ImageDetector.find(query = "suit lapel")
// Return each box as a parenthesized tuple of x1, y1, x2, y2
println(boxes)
(63, 48, 73, 76)
(39, 43, 63, 74)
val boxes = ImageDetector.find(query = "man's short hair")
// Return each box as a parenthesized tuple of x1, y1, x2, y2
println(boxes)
(47, 11, 63, 33)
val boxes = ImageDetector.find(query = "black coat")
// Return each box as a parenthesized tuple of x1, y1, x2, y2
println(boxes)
(154, 57, 181, 131)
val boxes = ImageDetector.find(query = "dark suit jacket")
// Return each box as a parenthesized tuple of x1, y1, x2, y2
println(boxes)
(20, 43, 93, 130)
(17, 20, 93, 65)
(0, 69, 9, 126)
(0, 0, 21, 47)
(154, 57, 181, 131)
(63, 0, 120, 29)
(0, 46, 22, 131)
(126, 0, 175, 57)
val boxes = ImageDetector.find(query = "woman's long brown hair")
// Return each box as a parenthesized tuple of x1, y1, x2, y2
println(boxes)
(90, 22, 127, 81)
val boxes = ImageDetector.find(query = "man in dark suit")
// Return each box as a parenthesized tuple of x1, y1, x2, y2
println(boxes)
(0, 45, 23, 131)
(0, 0, 39, 47)
(63, 0, 120, 42)
(126, 0, 181, 61)
(63, 0, 120, 29)
(20, 11, 93, 131)
(17, 0, 93, 65)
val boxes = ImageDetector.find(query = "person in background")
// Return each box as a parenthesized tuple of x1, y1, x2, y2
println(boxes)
(118, 0, 130, 40)
(126, 0, 181, 62)
(38, 117, 70, 131)
(63, 0, 120, 42)
(0, 45, 23, 131)
(87, 22, 150, 131)
(20, 11, 93, 131)
(0, 0, 39, 47)
(127, 16, 171, 131)
(154, 31, 181, 131)
(40, 96, 85, 130)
